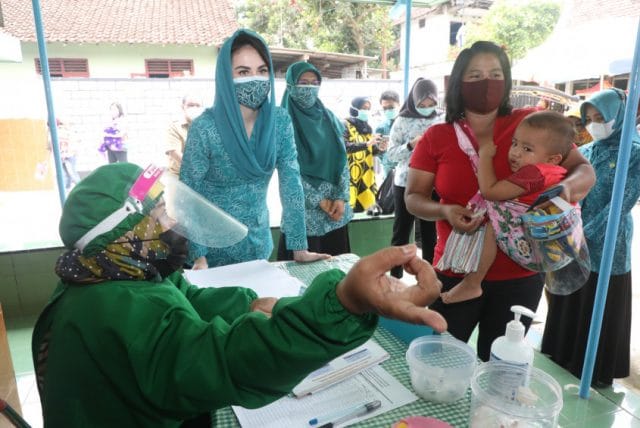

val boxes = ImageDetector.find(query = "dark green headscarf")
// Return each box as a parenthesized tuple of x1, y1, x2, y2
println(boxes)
(212, 29, 277, 180)
(281, 61, 346, 186)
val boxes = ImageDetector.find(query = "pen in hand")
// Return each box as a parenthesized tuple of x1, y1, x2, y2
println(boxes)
(308, 400, 381, 428)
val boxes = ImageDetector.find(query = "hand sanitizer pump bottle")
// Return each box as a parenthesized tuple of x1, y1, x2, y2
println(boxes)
(490, 305, 535, 366)
(489, 305, 536, 399)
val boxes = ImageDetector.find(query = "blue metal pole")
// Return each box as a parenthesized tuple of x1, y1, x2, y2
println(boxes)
(403, 0, 412, 99)
(31, 0, 65, 206)
(579, 17, 640, 398)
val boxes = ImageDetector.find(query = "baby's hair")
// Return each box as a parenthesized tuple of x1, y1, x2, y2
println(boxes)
(520, 111, 575, 159)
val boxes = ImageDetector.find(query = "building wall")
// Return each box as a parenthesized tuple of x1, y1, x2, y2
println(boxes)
(0, 77, 403, 177)
(395, 13, 455, 96)
(0, 42, 217, 79)
(401, 14, 452, 68)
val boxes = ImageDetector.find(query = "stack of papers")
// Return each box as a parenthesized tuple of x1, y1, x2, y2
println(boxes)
(183, 259, 305, 299)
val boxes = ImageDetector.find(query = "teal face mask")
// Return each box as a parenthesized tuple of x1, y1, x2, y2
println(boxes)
(384, 109, 398, 120)
(234, 76, 270, 110)
(357, 109, 369, 122)
(290, 85, 320, 109)
(417, 107, 435, 117)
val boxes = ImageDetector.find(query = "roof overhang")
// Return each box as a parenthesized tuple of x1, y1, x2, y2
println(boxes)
(216, 43, 376, 78)
(270, 47, 376, 78)
(0, 30, 22, 62)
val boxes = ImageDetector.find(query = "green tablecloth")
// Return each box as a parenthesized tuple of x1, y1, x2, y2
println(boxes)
(213, 254, 472, 427)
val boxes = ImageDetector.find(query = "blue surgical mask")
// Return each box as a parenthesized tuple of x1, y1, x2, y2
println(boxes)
(384, 109, 398, 120)
(357, 109, 369, 122)
(234, 76, 270, 110)
(290, 84, 320, 109)
(416, 107, 435, 117)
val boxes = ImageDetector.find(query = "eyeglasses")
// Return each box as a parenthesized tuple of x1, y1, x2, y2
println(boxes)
(297, 79, 320, 86)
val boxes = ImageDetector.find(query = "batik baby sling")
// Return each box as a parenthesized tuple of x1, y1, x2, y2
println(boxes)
(437, 123, 589, 294)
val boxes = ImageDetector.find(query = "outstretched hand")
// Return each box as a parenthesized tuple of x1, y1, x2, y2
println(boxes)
(336, 245, 447, 333)
(293, 250, 332, 263)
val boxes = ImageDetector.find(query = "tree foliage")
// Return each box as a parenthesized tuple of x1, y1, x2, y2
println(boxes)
(237, 0, 396, 64)
(463, 0, 561, 60)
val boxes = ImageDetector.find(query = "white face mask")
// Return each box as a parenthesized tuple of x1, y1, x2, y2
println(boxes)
(586, 119, 615, 141)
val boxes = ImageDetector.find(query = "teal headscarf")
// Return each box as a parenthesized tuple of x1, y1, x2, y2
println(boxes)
(281, 61, 346, 186)
(580, 88, 635, 147)
(212, 29, 277, 180)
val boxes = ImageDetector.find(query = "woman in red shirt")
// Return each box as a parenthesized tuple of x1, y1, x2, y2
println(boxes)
(405, 41, 595, 361)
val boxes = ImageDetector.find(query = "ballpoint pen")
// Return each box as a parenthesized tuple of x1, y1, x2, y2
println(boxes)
(308, 400, 381, 428)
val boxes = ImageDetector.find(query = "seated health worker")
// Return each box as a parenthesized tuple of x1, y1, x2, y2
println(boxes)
(32, 162, 446, 427)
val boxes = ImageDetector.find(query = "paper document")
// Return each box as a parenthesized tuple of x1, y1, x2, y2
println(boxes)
(233, 365, 417, 428)
(291, 339, 390, 397)
(183, 259, 304, 299)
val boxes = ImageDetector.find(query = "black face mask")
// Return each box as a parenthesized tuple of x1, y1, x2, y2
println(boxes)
(151, 229, 188, 278)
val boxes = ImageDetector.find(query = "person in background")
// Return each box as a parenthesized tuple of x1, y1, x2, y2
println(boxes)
(32, 162, 447, 427)
(375, 90, 401, 180)
(375, 90, 401, 137)
(344, 96, 388, 212)
(180, 29, 329, 269)
(566, 104, 593, 146)
(536, 98, 550, 110)
(48, 118, 82, 192)
(387, 78, 442, 278)
(405, 41, 595, 361)
(278, 61, 353, 258)
(165, 94, 203, 176)
(99, 102, 128, 163)
(541, 88, 640, 388)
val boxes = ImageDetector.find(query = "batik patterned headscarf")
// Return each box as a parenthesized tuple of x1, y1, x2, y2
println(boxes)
(56, 163, 171, 284)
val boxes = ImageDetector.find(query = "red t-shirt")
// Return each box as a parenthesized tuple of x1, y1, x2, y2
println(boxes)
(410, 108, 538, 281)
(506, 163, 567, 206)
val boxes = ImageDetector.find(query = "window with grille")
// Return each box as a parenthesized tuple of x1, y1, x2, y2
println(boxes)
(34, 58, 89, 77)
(145, 59, 194, 78)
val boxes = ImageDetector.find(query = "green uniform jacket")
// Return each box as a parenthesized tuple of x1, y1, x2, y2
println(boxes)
(32, 269, 377, 427)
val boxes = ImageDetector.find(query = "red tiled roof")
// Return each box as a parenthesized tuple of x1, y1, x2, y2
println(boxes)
(2, 0, 238, 46)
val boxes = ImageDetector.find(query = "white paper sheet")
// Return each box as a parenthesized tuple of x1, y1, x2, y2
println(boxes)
(232, 365, 418, 428)
(183, 259, 304, 299)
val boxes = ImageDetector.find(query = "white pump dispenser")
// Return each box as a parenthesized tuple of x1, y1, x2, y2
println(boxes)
(490, 305, 535, 367)
(489, 305, 536, 400)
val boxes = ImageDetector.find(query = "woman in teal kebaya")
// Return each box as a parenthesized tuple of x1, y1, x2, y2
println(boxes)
(277, 61, 353, 259)
(542, 88, 640, 387)
(180, 29, 329, 268)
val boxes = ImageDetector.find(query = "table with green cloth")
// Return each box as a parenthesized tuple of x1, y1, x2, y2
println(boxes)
(212, 254, 472, 427)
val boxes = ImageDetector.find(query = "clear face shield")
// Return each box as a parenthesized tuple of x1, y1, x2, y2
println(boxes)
(157, 171, 247, 248)
(74, 165, 247, 252)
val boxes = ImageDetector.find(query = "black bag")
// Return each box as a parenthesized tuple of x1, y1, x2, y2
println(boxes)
(375, 169, 395, 214)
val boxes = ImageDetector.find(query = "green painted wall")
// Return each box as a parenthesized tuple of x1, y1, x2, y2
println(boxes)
(0, 42, 217, 79)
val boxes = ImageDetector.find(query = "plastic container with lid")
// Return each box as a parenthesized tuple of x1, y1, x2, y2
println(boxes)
(406, 335, 477, 403)
(470, 361, 563, 428)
